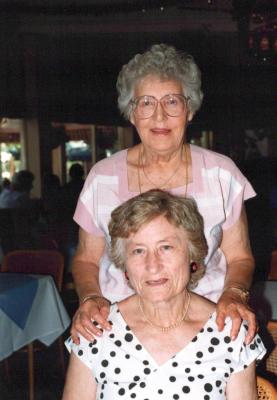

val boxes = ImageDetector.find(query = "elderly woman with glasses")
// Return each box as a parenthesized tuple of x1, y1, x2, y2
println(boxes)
(63, 190, 265, 400)
(70, 43, 257, 345)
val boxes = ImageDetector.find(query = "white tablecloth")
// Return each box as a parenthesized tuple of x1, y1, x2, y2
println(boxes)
(0, 273, 70, 361)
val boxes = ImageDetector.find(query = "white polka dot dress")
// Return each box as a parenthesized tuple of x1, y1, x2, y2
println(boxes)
(66, 304, 266, 400)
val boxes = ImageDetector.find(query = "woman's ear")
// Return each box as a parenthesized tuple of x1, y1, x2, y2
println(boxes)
(129, 113, 135, 125)
(124, 271, 129, 281)
(188, 111, 194, 122)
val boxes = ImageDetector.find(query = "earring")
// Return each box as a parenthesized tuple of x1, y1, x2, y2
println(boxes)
(190, 261, 198, 273)
(124, 271, 129, 281)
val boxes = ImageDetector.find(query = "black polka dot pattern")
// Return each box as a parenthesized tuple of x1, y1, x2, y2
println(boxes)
(125, 333, 133, 342)
(91, 347, 98, 354)
(65, 304, 265, 399)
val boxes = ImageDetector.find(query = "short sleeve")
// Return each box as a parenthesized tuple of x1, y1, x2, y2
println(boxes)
(65, 334, 102, 371)
(219, 161, 256, 230)
(231, 323, 266, 374)
(73, 154, 123, 236)
(74, 193, 104, 236)
(73, 166, 105, 236)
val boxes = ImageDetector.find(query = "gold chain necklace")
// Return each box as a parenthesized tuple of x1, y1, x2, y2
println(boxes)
(142, 145, 183, 189)
(137, 143, 188, 197)
(138, 291, 191, 333)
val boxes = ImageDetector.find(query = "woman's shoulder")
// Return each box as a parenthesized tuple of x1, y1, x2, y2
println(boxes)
(189, 294, 249, 342)
(70, 304, 121, 346)
(65, 304, 121, 368)
(190, 144, 238, 170)
(208, 313, 250, 342)
(89, 149, 128, 175)
(189, 294, 216, 325)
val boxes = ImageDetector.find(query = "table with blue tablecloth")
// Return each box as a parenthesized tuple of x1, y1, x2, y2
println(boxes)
(0, 273, 70, 361)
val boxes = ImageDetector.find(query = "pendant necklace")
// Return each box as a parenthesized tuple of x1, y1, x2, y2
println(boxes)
(137, 143, 188, 197)
(138, 291, 191, 333)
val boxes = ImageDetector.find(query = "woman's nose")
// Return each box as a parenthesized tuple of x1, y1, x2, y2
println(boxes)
(145, 251, 161, 272)
(153, 101, 167, 121)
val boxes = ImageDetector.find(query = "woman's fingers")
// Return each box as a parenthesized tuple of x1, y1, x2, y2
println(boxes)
(216, 304, 241, 340)
(216, 295, 258, 344)
(226, 304, 257, 344)
(236, 304, 257, 345)
(70, 299, 112, 344)
(215, 310, 226, 332)
(91, 305, 113, 331)
(71, 311, 100, 343)
(228, 307, 245, 341)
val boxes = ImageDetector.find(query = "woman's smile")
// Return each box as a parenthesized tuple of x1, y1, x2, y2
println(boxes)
(150, 128, 171, 135)
(145, 278, 168, 286)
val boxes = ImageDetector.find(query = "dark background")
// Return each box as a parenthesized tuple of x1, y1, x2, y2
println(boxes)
(0, 0, 276, 280)
(0, 0, 275, 132)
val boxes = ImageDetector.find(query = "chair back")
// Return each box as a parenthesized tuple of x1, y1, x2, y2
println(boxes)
(257, 375, 277, 399)
(268, 250, 277, 280)
(0, 209, 15, 253)
(266, 321, 277, 378)
(1, 249, 64, 291)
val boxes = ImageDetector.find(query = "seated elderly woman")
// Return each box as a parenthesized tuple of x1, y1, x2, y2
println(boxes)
(63, 189, 265, 400)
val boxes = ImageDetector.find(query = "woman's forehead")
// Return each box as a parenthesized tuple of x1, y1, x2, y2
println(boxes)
(133, 75, 182, 96)
(127, 215, 187, 242)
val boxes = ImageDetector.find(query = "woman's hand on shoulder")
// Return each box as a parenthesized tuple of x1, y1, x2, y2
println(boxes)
(215, 289, 257, 345)
(70, 297, 112, 344)
(71, 229, 111, 344)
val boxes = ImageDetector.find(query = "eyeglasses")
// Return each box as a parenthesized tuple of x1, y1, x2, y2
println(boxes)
(130, 93, 190, 119)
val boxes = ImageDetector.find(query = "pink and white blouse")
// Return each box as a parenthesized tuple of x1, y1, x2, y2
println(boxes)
(74, 145, 256, 303)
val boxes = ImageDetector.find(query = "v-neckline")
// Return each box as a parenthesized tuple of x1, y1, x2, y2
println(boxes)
(123, 146, 195, 197)
(113, 303, 215, 368)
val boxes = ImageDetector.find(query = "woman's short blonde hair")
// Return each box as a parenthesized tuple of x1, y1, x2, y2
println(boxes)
(108, 189, 208, 288)
(116, 43, 203, 120)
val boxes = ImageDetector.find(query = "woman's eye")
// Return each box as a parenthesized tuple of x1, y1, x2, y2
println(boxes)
(161, 245, 172, 251)
(142, 98, 153, 107)
(132, 248, 144, 255)
(168, 98, 177, 105)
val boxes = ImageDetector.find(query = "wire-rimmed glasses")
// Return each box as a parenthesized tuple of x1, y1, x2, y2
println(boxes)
(130, 93, 190, 119)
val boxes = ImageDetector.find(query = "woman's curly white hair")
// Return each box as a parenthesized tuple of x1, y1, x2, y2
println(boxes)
(116, 43, 204, 120)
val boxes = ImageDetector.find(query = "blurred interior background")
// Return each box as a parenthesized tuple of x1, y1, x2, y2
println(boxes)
(0, 1, 276, 398)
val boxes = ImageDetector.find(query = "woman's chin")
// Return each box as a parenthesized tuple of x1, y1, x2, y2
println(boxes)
(140, 289, 174, 303)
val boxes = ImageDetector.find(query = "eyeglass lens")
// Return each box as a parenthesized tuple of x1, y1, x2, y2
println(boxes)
(133, 94, 186, 119)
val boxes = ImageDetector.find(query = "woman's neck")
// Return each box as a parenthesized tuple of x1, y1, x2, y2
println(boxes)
(137, 291, 191, 332)
(126, 143, 191, 193)
(141, 143, 184, 165)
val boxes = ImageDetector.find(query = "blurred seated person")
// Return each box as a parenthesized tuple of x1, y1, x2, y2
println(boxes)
(41, 173, 63, 223)
(63, 190, 265, 400)
(32, 173, 64, 250)
(63, 163, 85, 218)
(0, 170, 34, 209)
(0, 170, 39, 252)
(0, 177, 11, 193)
